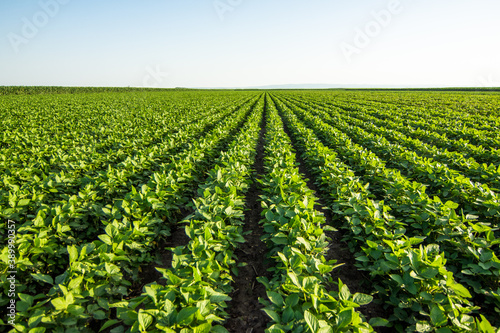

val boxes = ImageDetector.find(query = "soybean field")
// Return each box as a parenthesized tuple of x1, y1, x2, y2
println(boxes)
(1, 88, 500, 333)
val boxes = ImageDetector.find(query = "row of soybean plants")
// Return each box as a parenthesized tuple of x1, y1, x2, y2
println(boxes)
(281, 91, 500, 166)
(278, 94, 500, 229)
(324, 92, 500, 167)
(322, 91, 500, 138)
(0, 94, 262, 332)
(0, 93, 256, 304)
(0, 91, 245, 180)
(350, 95, 500, 151)
(281, 92, 500, 174)
(256, 96, 375, 333)
(0, 91, 252, 238)
(0, 91, 254, 225)
(0, 93, 258, 285)
(289, 91, 500, 151)
(330, 101, 500, 179)
(350, 90, 500, 118)
(271, 93, 498, 332)
(107, 94, 267, 333)
(273, 94, 500, 326)
(279, 94, 500, 198)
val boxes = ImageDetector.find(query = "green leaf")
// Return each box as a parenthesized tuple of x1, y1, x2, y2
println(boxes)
(51, 297, 67, 310)
(28, 328, 46, 333)
(287, 271, 300, 287)
(28, 312, 44, 328)
(19, 293, 34, 307)
(389, 274, 404, 285)
(176, 307, 198, 326)
(263, 308, 280, 323)
(285, 294, 299, 307)
(265, 210, 275, 221)
(98, 234, 112, 245)
(144, 285, 157, 303)
(18, 199, 31, 206)
(266, 328, 285, 333)
(31, 273, 54, 285)
(369, 318, 389, 327)
(165, 270, 182, 285)
(267, 291, 284, 307)
(304, 310, 319, 332)
(337, 308, 353, 329)
(318, 327, 333, 333)
(339, 284, 351, 300)
(430, 306, 447, 327)
(449, 282, 471, 298)
(470, 223, 490, 233)
(68, 276, 83, 290)
(110, 326, 125, 333)
(93, 310, 106, 320)
(403, 272, 417, 295)
(352, 293, 373, 306)
(479, 251, 493, 263)
(277, 252, 288, 264)
(355, 256, 370, 262)
(297, 237, 312, 251)
(138, 310, 153, 331)
(477, 315, 495, 333)
(436, 328, 453, 333)
(17, 301, 30, 312)
(67, 304, 84, 317)
(419, 267, 439, 279)
(211, 325, 229, 333)
(68, 245, 78, 263)
(99, 320, 119, 332)
(272, 237, 288, 245)
(193, 323, 211, 333)
(415, 321, 432, 332)
(209, 292, 231, 302)
(444, 201, 459, 209)
(282, 306, 294, 323)
(302, 276, 318, 291)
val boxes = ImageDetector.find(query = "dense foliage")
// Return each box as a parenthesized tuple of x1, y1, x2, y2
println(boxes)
(1, 89, 499, 332)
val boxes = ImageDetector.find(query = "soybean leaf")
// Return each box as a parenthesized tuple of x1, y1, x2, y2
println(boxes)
(31, 273, 53, 285)
(304, 310, 319, 332)
(267, 291, 284, 307)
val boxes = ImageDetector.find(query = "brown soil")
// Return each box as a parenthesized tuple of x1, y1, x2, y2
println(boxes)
(225, 95, 272, 333)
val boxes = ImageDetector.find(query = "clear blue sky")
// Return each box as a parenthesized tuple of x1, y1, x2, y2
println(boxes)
(1, 0, 499, 88)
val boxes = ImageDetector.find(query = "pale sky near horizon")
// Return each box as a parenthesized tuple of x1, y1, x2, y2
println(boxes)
(0, 0, 499, 88)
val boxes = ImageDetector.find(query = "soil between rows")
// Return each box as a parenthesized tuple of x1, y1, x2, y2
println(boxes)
(225, 95, 271, 333)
